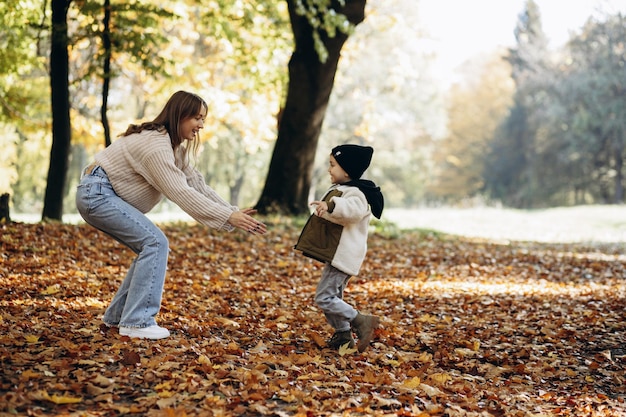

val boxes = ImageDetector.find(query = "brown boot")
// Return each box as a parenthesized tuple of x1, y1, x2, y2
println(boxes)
(351, 312, 380, 352)
(327, 330, 355, 350)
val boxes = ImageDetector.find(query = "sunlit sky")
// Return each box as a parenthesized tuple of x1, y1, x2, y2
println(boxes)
(418, 0, 626, 83)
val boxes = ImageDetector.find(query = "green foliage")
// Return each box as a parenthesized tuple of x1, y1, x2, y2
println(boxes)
(197, 1, 291, 93)
(293, 0, 355, 62)
(69, 0, 176, 79)
(0, 1, 48, 125)
(0, 0, 292, 214)
(0, 0, 51, 202)
(557, 14, 626, 204)
(369, 217, 402, 239)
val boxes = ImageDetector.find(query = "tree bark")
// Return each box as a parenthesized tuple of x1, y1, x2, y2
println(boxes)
(255, 0, 366, 215)
(102, 0, 112, 147)
(0, 194, 11, 223)
(42, 0, 72, 221)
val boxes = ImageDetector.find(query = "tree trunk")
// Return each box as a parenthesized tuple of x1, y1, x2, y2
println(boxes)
(0, 194, 11, 223)
(614, 143, 623, 204)
(102, 0, 112, 147)
(255, 0, 366, 215)
(42, 0, 72, 221)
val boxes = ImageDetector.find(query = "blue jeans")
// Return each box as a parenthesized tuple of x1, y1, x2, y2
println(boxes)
(76, 166, 169, 328)
(315, 264, 358, 332)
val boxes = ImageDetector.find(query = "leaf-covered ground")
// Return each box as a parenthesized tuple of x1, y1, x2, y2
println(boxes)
(1, 220, 626, 416)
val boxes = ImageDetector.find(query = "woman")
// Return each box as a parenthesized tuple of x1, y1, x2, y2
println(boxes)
(76, 91, 267, 339)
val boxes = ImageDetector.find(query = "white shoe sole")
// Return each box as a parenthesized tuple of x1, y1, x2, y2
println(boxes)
(119, 326, 170, 339)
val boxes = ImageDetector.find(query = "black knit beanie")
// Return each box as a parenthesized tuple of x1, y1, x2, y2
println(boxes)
(331, 144, 373, 180)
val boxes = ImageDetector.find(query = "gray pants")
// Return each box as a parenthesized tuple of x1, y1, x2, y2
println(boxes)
(315, 264, 358, 332)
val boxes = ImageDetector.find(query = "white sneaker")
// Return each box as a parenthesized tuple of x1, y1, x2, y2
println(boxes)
(119, 325, 170, 339)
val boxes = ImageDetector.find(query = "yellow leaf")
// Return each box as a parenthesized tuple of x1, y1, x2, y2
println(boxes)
(158, 390, 176, 398)
(24, 335, 40, 344)
(198, 354, 212, 365)
(385, 359, 401, 367)
(338, 342, 357, 356)
(428, 372, 452, 385)
(402, 377, 421, 389)
(418, 314, 438, 323)
(155, 381, 173, 390)
(41, 284, 61, 295)
(48, 394, 83, 404)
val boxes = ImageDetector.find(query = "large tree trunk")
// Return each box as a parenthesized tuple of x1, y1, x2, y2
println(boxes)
(255, 0, 366, 215)
(42, 0, 72, 221)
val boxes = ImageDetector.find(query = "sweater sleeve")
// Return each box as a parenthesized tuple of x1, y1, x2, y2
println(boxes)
(183, 164, 239, 212)
(141, 150, 236, 230)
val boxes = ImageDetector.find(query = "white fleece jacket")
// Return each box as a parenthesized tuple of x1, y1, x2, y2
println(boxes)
(315, 184, 372, 276)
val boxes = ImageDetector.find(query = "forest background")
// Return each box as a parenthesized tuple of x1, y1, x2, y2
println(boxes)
(0, 0, 625, 222)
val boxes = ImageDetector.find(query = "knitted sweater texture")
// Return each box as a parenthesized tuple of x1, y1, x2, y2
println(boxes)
(94, 129, 236, 231)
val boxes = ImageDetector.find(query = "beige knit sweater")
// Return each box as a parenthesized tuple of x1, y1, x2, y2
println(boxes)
(94, 129, 236, 231)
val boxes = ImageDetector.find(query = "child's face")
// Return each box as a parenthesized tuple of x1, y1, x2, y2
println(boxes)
(329, 155, 350, 184)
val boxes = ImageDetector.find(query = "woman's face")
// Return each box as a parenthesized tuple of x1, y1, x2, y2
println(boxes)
(180, 105, 207, 141)
(328, 155, 350, 184)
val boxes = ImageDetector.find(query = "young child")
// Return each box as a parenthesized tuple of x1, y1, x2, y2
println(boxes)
(295, 144, 384, 352)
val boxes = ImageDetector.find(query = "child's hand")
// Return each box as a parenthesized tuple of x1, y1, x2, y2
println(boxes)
(311, 201, 328, 217)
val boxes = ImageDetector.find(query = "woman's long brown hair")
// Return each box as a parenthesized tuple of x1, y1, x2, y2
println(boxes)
(121, 91, 207, 162)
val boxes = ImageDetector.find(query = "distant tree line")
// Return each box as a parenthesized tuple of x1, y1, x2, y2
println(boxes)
(1, 0, 624, 220)
(485, 2, 626, 207)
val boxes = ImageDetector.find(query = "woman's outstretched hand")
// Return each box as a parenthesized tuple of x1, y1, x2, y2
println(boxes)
(228, 208, 267, 235)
